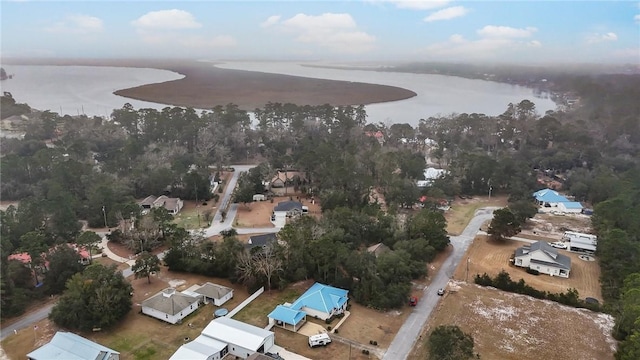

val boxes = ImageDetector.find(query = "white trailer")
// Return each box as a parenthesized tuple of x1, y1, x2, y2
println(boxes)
(309, 333, 331, 348)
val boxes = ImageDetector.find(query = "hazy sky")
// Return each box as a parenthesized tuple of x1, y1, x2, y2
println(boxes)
(1, 0, 639, 64)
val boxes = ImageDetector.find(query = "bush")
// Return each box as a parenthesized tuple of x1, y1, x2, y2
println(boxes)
(327, 326, 332, 331)
(526, 268, 540, 275)
(334, 329, 339, 334)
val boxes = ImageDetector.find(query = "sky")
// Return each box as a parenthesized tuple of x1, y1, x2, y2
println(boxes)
(1, 0, 639, 64)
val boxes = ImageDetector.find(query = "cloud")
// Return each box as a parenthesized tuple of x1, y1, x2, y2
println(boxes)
(424, 6, 469, 22)
(261, 15, 281, 28)
(132, 9, 201, 30)
(634, 14, 640, 24)
(272, 13, 376, 53)
(477, 25, 537, 38)
(370, 0, 451, 10)
(423, 25, 541, 60)
(586, 32, 618, 43)
(45, 14, 103, 34)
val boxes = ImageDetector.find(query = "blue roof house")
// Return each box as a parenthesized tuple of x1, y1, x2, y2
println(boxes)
(532, 188, 569, 206)
(558, 201, 583, 213)
(27, 331, 120, 360)
(267, 305, 307, 332)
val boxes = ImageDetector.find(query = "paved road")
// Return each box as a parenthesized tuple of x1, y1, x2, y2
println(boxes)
(382, 207, 498, 360)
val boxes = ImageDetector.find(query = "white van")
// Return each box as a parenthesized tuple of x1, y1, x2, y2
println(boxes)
(308, 333, 331, 347)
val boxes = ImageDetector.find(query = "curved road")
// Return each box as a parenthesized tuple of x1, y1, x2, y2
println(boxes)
(1, 164, 272, 341)
(382, 207, 497, 360)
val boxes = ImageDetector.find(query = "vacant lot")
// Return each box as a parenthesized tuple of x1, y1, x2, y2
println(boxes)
(408, 282, 616, 360)
(172, 200, 217, 229)
(233, 195, 322, 228)
(445, 196, 508, 235)
(453, 235, 602, 301)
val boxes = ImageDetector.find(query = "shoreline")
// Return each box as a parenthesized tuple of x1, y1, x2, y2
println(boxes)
(1, 58, 417, 111)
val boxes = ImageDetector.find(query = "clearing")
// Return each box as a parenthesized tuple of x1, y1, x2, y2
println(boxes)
(408, 282, 616, 360)
(445, 195, 508, 235)
(233, 195, 322, 228)
(453, 235, 603, 301)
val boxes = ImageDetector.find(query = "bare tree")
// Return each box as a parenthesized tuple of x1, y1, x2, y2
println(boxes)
(254, 244, 283, 291)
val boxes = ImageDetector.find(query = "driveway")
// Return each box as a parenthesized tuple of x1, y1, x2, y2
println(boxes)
(382, 207, 497, 360)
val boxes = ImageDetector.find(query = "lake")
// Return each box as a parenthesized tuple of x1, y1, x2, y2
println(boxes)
(0, 62, 555, 126)
(0, 65, 184, 118)
(215, 62, 556, 125)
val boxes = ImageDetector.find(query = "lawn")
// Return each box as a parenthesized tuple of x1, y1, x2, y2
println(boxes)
(231, 283, 306, 327)
(445, 195, 508, 235)
(172, 200, 216, 230)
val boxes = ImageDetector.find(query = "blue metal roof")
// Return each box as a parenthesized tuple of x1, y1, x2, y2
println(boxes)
(268, 305, 306, 325)
(562, 201, 583, 209)
(290, 282, 348, 314)
(532, 188, 568, 203)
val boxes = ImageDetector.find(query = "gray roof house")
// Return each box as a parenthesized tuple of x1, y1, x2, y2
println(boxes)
(273, 201, 303, 213)
(247, 233, 278, 249)
(141, 288, 200, 324)
(514, 241, 571, 278)
(27, 331, 119, 360)
(194, 282, 234, 306)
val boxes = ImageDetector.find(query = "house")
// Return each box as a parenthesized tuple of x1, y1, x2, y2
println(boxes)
(170, 335, 229, 360)
(424, 168, 447, 182)
(557, 201, 583, 214)
(247, 233, 278, 250)
(365, 130, 385, 146)
(201, 317, 275, 359)
(27, 331, 119, 360)
(532, 188, 569, 207)
(514, 241, 571, 278)
(194, 282, 234, 306)
(270, 170, 306, 189)
(269, 282, 348, 328)
(367, 243, 391, 257)
(139, 195, 184, 215)
(271, 201, 307, 227)
(563, 231, 597, 253)
(141, 288, 200, 324)
(268, 305, 307, 332)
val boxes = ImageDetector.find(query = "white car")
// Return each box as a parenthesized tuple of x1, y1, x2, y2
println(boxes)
(550, 242, 567, 249)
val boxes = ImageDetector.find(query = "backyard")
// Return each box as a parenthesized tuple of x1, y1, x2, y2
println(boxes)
(233, 195, 322, 228)
(408, 282, 616, 360)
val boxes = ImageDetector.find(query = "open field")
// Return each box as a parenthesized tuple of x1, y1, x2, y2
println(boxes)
(233, 195, 322, 228)
(453, 235, 603, 301)
(172, 200, 217, 229)
(408, 282, 616, 360)
(445, 195, 508, 235)
(4, 59, 416, 111)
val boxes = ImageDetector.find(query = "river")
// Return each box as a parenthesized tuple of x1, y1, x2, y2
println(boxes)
(0, 62, 555, 126)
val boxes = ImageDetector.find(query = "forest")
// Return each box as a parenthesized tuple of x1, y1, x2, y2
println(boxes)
(1, 71, 639, 356)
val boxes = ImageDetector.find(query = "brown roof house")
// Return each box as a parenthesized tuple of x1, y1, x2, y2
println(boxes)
(194, 282, 234, 306)
(141, 288, 201, 324)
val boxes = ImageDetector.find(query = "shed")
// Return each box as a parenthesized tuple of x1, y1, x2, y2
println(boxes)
(201, 317, 275, 359)
(268, 305, 307, 332)
(557, 201, 583, 213)
(194, 282, 234, 306)
(27, 331, 119, 360)
(170, 335, 229, 360)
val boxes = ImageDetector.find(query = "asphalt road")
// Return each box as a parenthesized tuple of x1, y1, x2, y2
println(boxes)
(382, 207, 497, 360)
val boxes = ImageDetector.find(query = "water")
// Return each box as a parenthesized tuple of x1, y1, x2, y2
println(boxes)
(215, 62, 556, 126)
(0, 63, 556, 126)
(0, 65, 184, 118)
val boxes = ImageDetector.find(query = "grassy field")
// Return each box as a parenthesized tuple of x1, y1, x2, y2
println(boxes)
(232, 283, 307, 328)
(445, 195, 508, 235)
(172, 201, 215, 230)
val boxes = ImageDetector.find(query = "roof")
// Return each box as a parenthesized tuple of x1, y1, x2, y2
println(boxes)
(194, 282, 233, 300)
(268, 305, 307, 325)
(8, 252, 32, 263)
(367, 243, 390, 256)
(532, 188, 569, 203)
(424, 167, 447, 180)
(142, 288, 199, 315)
(27, 331, 119, 360)
(560, 201, 583, 209)
(140, 195, 157, 207)
(170, 335, 228, 360)
(202, 317, 273, 351)
(248, 233, 278, 248)
(516, 241, 571, 270)
(290, 282, 349, 314)
(274, 201, 303, 212)
(162, 197, 181, 210)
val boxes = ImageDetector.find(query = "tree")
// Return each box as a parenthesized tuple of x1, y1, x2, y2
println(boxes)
(487, 208, 521, 241)
(132, 252, 161, 283)
(76, 231, 102, 264)
(49, 264, 132, 331)
(428, 325, 476, 360)
(508, 200, 538, 225)
(407, 209, 450, 251)
(44, 244, 84, 295)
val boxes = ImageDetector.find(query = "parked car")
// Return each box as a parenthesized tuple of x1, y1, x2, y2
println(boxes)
(409, 296, 418, 306)
(550, 242, 567, 249)
(309, 333, 332, 348)
(437, 288, 445, 296)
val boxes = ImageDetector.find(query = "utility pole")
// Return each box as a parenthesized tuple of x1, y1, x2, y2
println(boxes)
(465, 257, 470, 282)
(102, 206, 108, 229)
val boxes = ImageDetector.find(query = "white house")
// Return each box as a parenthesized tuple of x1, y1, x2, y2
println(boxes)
(563, 231, 597, 253)
(170, 335, 229, 360)
(141, 288, 200, 324)
(27, 331, 119, 360)
(201, 317, 275, 359)
(140, 195, 184, 215)
(194, 282, 234, 306)
(514, 241, 571, 278)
